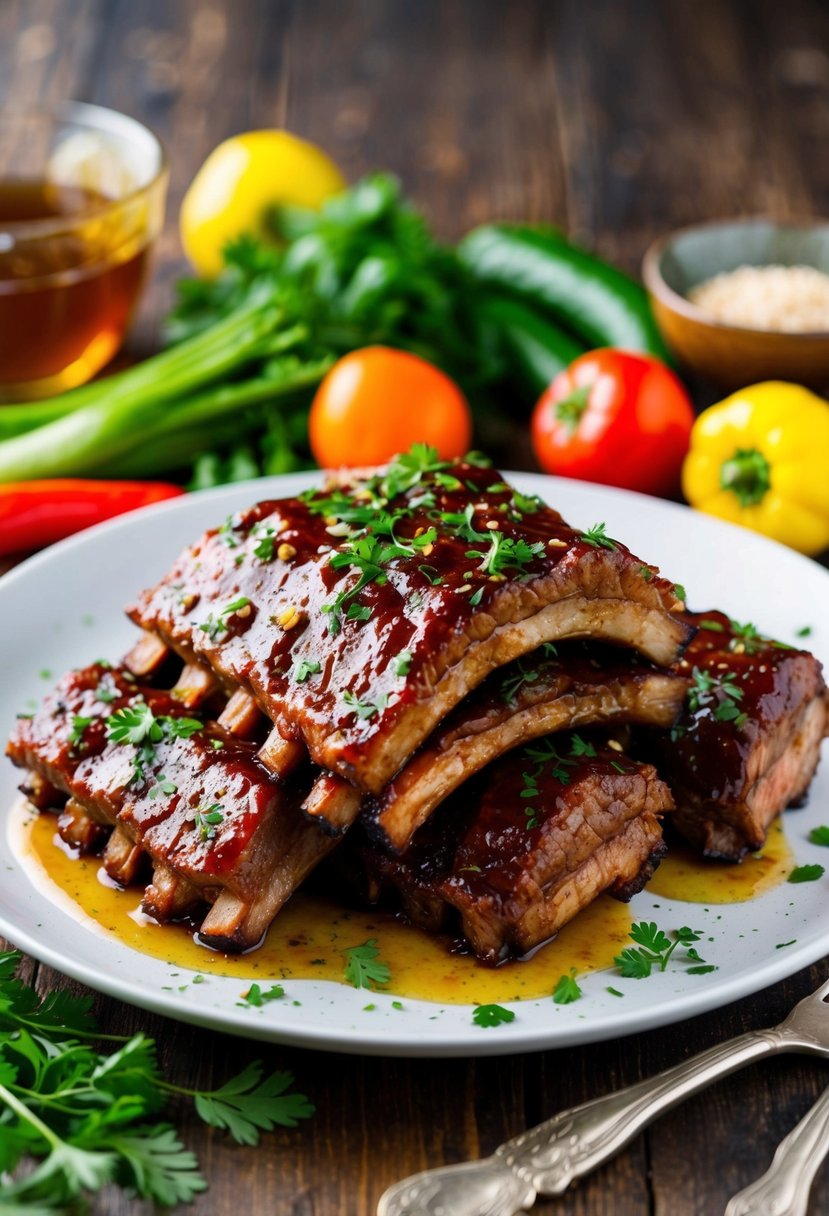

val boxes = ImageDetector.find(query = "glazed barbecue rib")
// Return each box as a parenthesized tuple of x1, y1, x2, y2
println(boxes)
(128, 454, 692, 810)
(644, 610, 829, 860)
(365, 641, 687, 853)
(6, 663, 339, 950)
(360, 736, 673, 964)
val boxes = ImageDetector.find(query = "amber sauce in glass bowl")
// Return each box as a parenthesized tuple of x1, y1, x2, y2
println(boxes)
(0, 104, 167, 401)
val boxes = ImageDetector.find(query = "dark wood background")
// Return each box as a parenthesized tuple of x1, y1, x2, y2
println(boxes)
(1, 1, 828, 1212)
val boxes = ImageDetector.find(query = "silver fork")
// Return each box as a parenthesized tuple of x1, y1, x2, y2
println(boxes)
(377, 976, 829, 1216)
(724, 1083, 829, 1216)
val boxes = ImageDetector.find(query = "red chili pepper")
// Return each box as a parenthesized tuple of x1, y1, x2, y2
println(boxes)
(0, 479, 184, 556)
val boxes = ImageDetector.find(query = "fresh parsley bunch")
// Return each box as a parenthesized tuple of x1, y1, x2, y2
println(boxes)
(0, 952, 313, 1207)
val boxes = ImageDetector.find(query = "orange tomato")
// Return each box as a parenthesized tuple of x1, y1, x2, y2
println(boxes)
(308, 346, 472, 468)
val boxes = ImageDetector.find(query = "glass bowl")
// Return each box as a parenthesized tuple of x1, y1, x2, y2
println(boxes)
(0, 102, 167, 401)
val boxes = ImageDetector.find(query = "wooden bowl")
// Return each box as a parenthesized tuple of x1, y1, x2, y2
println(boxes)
(642, 218, 829, 389)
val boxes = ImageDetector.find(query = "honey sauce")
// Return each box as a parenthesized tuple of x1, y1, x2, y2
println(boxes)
(0, 179, 150, 398)
(13, 804, 794, 1004)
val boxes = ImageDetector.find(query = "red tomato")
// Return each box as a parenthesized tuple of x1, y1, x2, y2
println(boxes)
(530, 349, 695, 497)
(309, 346, 472, 468)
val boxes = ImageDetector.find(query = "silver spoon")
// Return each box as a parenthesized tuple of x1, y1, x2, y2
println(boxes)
(378, 975, 829, 1216)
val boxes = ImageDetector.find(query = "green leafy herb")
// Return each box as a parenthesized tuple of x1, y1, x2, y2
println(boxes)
(580, 522, 616, 550)
(472, 1004, 515, 1028)
(673, 583, 687, 604)
(796, 625, 813, 638)
(569, 734, 597, 758)
(148, 775, 178, 800)
(106, 703, 159, 747)
(346, 602, 373, 622)
(193, 804, 225, 843)
(241, 984, 285, 1007)
(607, 987, 624, 998)
(788, 864, 825, 883)
(342, 690, 388, 722)
(808, 826, 829, 847)
(192, 1062, 314, 1143)
(614, 922, 713, 979)
(68, 715, 93, 750)
(499, 644, 558, 706)
(698, 619, 725, 632)
(392, 649, 413, 677)
(343, 940, 391, 990)
(687, 667, 747, 727)
(0, 951, 312, 1204)
(292, 658, 322, 683)
(552, 970, 582, 1005)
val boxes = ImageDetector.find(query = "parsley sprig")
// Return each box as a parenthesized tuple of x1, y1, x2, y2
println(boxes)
(0, 951, 313, 1205)
(614, 922, 717, 978)
(343, 940, 390, 990)
(106, 703, 202, 786)
(472, 1003, 515, 1028)
(687, 666, 747, 727)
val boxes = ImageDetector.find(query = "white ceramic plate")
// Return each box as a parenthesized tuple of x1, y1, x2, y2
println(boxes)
(1, 473, 827, 1057)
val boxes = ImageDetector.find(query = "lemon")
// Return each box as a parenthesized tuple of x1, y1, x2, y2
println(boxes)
(180, 130, 346, 278)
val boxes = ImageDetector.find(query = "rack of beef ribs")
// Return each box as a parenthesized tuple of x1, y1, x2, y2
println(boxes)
(364, 641, 686, 853)
(6, 663, 339, 950)
(356, 735, 673, 964)
(641, 610, 829, 860)
(127, 457, 691, 829)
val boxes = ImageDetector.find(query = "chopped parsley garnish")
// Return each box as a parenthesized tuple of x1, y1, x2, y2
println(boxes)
(417, 563, 443, 585)
(552, 970, 582, 1005)
(788, 863, 825, 883)
(218, 515, 241, 548)
(393, 649, 413, 677)
(252, 524, 278, 561)
(96, 683, 117, 703)
(222, 596, 251, 616)
(149, 775, 178, 799)
(68, 715, 93, 750)
(796, 625, 813, 638)
(292, 658, 322, 683)
(580, 522, 616, 550)
(466, 531, 545, 577)
(342, 689, 388, 721)
(639, 566, 653, 582)
(343, 939, 390, 990)
(673, 583, 687, 604)
(346, 603, 373, 623)
(193, 804, 224, 843)
(240, 983, 284, 1007)
(687, 667, 747, 727)
(500, 645, 558, 706)
(607, 987, 624, 998)
(614, 922, 715, 979)
(808, 826, 829, 847)
(468, 587, 484, 607)
(728, 619, 765, 654)
(569, 734, 597, 758)
(519, 735, 585, 828)
(106, 704, 201, 786)
(699, 619, 726, 632)
(472, 1003, 515, 1028)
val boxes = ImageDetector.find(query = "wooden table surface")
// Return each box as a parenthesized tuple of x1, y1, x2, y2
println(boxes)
(2, 1, 829, 1212)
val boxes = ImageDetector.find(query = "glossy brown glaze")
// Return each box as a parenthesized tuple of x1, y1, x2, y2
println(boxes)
(647, 610, 829, 858)
(129, 456, 688, 793)
(7, 664, 288, 886)
(362, 735, 672, 962)
(365, 641, 687, 852)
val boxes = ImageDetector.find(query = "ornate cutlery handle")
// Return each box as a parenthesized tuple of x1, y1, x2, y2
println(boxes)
(724, 1085, 829, 1216)
(496, 1028, 798, 1195)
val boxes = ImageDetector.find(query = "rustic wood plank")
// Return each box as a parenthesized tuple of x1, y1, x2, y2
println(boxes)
(2, 1, 829, 1213)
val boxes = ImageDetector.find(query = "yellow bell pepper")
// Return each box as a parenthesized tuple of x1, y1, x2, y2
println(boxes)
(682, 382, 829, 556)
